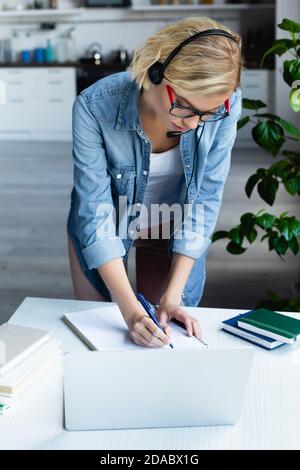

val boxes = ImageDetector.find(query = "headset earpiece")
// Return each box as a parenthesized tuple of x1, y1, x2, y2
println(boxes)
(148, 61, 165, 85)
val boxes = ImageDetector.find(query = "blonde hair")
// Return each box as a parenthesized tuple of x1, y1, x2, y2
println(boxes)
(130, 16, 244, 96)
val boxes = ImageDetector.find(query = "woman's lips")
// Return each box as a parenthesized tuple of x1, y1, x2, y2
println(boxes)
(172, 123, 185, 131)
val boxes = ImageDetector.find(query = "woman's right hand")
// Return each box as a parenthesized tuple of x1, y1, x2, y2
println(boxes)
(127, 311, 172, 348)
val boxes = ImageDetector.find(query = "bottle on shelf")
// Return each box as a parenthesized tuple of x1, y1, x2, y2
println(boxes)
(45, 38, 56, 63)
(66, 27, 77, 62)
(49, 0, 58, 8)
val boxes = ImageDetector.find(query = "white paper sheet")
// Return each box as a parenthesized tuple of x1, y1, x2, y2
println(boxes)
(63, 305, 206, 351)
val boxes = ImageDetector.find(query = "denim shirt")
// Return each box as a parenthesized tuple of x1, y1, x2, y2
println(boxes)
(67, 71, 241, 304)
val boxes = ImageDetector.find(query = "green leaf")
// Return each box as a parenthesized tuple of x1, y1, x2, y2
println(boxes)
(273, 236, 289, 256)
(257, 177, 279, 205)
(237, 116, 250, 130)
(245, 173, 261, 198)
(268, 160, 290, 178)
(268, 235, 276, 251)
(290, 87, 300, 113)
(276, 117, 300, 140)
(288, 237, 299, 255)
(255, 113, 300, 140)
(242, 99, 267, 110)
(260, 39, 300, 67)
(278, 18, 300, 34)
(246, 228, 257, 244)
(240, 212, 255, 228)
(283, 59, 300, 87)
(279, 218, 294, 241)
(290, 218, 300, 236)
(284, 178, 299, 195)
(228, 228, 242, 245)
(227, 241, 247, 255)
(252, 121, 285, 156)
(256, 213, 276, 230)
(211, 230, 229, 242)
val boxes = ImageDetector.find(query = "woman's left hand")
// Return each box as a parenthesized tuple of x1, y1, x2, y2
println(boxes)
(156, 299, 203, 340)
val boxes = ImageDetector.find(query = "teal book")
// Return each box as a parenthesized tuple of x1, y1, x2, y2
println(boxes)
(237, 308, 300, 344)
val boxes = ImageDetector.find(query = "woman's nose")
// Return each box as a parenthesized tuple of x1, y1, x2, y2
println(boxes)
(182, 116, 200, 129)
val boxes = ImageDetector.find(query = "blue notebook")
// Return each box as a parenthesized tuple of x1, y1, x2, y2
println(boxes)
(222, 311, 285, 350)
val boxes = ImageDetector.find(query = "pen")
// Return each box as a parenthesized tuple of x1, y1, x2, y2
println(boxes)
(152, 303, 208, 348)
(136, 293, 174, 349)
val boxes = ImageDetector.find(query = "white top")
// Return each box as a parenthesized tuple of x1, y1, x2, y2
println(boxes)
(2, 296, 300, 449)
(138, 144, 184, 230)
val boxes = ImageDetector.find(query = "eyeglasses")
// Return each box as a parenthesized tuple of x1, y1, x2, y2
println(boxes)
(166, 84, 230, 122)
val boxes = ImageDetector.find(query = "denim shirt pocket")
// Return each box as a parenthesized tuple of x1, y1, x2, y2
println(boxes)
(107, 163, 137, 197)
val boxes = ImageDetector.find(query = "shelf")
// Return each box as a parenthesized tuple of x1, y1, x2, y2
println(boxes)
(0, 4, 275, 23)
(0, 8, 83, 18)
(130, 3, 276, 11)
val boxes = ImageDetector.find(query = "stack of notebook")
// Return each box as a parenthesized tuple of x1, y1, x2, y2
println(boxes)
(222, 308, 300, 350)
(0, 323, 62, 414)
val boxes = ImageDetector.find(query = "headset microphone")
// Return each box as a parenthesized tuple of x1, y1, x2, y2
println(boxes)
(166, 130, 184, 138)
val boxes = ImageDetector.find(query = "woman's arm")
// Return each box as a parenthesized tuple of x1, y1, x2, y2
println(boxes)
(98, 259, 171, 347)
(157, 253, 202, 340)
(160, 253, 195, 305)
(98, 258, 142, 326)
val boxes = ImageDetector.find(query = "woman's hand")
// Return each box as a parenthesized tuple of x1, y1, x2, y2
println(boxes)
(156, 298, 203, 340)
(127, 311, 172, 348)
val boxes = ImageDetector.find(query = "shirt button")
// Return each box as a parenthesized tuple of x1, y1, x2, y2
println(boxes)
(116, 173, 122, 179)
(186, 164, 191, 168)
(143, 170, 148, 176)
(136, 203, 141, 207)
(191, 199, 195, 204)
(144, 139, 149, 143)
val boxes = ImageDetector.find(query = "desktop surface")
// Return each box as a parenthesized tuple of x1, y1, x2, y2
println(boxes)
(0, 297, 299, 450)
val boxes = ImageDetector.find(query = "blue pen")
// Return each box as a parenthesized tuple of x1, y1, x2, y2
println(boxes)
(136, 293, 174, 349)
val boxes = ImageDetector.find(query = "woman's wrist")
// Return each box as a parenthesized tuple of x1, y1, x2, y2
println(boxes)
(160, 289, 183, 306)
(120, 300, 145, 329)
(97, 257, 145, 329)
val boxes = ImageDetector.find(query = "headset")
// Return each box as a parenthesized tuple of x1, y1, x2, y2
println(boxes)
(146, 28, 239, 250)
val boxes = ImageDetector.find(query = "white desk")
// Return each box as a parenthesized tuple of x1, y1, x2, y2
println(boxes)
(0, 297, 299, 450)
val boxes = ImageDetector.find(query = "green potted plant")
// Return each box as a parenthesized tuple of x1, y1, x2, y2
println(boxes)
(212, 18, 300, 312)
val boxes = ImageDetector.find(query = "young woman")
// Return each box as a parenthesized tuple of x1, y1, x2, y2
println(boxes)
(67, 16, 243, 348)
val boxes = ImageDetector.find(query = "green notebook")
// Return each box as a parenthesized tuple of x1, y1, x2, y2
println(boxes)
(237, 308, 300, 344)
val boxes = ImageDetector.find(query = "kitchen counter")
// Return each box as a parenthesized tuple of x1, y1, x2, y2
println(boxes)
(0, 61, 129, 68)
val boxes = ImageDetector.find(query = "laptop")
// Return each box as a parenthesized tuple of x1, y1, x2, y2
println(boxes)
(63, 348, 254, 431)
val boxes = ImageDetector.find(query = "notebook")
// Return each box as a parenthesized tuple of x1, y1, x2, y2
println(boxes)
(0, 323, 50, 376)
(222, 311, 285, 350)
(63, 304, 207, 351)
(0, 339, 62, 395)
(237, 308, 300, 344)
(0, 360, 63, 414)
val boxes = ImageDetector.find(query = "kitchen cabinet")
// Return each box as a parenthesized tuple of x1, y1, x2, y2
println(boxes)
(0, 67, 76, 141)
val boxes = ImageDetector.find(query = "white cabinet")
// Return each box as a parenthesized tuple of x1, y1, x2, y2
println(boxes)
(0, 67, 76, 141)
(236, 69, 274, 148)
